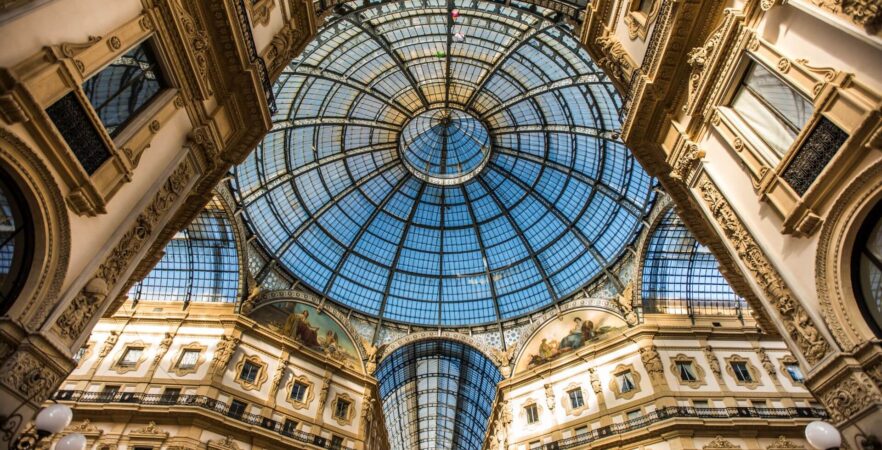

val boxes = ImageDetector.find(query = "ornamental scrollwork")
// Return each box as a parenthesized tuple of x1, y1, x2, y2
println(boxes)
(53, 160, 193, 343)
(697, 176, 831, 365)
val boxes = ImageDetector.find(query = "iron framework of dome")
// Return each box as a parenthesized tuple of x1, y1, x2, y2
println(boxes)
(232, 0, 654, 327)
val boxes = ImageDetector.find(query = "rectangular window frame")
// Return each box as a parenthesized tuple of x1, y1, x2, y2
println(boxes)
(525, 403, 540, 424)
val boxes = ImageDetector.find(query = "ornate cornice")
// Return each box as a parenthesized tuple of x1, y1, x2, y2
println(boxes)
(697, 175, 831, 366)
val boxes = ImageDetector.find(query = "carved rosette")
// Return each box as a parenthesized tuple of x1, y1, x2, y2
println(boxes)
(697, 177, 831, 365)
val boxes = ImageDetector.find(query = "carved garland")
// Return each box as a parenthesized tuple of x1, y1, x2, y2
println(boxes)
(52, 159, 194, 345)
(697, 176, 831, 365)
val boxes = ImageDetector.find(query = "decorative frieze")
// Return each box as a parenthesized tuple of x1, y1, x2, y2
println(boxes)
(53, 160, 194, 344)
(697, 176, 831, 365)
(817, 370, 882, 423)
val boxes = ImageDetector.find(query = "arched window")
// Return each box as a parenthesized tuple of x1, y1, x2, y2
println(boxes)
(852, 200, 882, 337)
(0, 167, 34, 314)
(641, 209, 747, 316)
(375, 340, 502, 450)
(128, 197, 240, 304)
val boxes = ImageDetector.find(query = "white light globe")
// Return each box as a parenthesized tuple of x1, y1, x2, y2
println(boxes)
(55, 433, 87, 450)
(805, 421, 842, 450)
(34, 404, 72, 433)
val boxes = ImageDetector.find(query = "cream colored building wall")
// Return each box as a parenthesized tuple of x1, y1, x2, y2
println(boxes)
(56, 302, 378, 449)
(494, 317, 818, 450)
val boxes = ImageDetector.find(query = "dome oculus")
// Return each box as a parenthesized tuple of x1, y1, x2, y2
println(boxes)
(233, 0, 654, 326)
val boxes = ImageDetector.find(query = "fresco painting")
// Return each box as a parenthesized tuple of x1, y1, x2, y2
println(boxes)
(249, 301, 360, 370)
(517, 309, 627, 371)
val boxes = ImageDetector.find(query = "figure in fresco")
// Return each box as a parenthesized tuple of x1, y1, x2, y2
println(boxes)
(283, 309, 320, 348)
(526, 313, 621, 368)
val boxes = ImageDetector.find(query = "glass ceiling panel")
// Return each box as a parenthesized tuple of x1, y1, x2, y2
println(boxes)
(642, 209, 749, 316)
(232, 0, 654, 326)
(376, 340, 502, 450)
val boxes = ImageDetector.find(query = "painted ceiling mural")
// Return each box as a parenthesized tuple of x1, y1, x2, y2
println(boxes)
(514, 308, 627, 373)
(249, 300, 362, 371)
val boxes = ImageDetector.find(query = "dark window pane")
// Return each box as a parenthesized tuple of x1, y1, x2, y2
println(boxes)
(781, 116, 849, 196)
(46, 92, 112, 174)
(0, 170, 33, 313)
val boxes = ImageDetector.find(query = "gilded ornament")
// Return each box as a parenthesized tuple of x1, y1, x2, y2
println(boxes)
(733, 137, 744, 152)
(139, 15, 154, 30)
(704, 436, 742, 449)
(767, 436, 805, 450)
(108, 36, 122, 50)
(777, 57, 791, 73)
(149, 120, 161, 133)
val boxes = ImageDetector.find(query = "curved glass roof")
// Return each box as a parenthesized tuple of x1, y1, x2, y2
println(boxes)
(642, 209, 748, 316)
(376, 339, 502, 450)
(233, 0, 654, 326)
(129, 197, 240, 304)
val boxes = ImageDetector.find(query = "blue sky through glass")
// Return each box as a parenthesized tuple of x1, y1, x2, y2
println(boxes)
(232, 0, 654, 326)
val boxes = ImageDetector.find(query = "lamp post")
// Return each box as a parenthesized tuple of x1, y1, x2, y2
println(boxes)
(7, 404, 86, 449)
(805, 421, 842, 450)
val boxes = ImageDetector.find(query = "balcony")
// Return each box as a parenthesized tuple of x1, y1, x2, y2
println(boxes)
(53, 390, 351, 450)
(549, 406, 828, 450)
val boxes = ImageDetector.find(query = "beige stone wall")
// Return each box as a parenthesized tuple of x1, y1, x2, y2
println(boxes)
(52, 301, 387, 450)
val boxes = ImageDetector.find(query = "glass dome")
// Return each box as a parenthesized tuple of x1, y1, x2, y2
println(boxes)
(233, 0, 654, 326)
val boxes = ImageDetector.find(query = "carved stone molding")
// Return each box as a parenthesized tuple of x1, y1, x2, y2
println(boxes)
(0, 349, 60, 401)
(0, 128, 70, 331)
(766, 436, 805, 450)
(596, 32, 635, 88)
(816, 370, 882, 423)
(815, 160, 882, 350)
(697, 175, 831, 365)
(704, 436, 742, 450)
(52, 159, 194, 345)
(168, 0, 213, 99)
(248, 0, 275, 26)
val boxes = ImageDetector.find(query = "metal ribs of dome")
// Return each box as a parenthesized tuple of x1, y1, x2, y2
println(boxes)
(232, 0, 654, 326)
